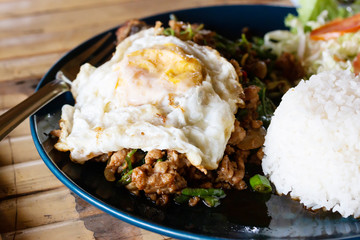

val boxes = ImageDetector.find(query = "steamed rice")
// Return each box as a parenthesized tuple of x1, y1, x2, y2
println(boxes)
(262, 69, 360, 218)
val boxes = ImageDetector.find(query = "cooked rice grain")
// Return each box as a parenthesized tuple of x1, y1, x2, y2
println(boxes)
(262, 69, 360, 218)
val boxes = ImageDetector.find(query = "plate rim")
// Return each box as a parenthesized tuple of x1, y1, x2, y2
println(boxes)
(30, 4, 360, 240)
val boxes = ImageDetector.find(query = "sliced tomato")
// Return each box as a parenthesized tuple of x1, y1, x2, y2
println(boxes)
(354, 53, 360, 75)
(310, 13, 360, 41)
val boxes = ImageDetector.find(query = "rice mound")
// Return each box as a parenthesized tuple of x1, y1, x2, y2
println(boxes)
(262, 69, 360, 218)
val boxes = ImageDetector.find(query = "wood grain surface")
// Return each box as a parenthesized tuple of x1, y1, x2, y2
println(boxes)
(0, 0, 291, 239)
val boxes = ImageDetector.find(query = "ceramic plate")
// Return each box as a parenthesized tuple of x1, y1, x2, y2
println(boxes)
(31, 5, 360, 239)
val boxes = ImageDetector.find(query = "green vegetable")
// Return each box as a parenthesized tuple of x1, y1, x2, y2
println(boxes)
(203, 196, 221, 207)
(258, 84, 276, 128)
(213, 34, 238, 56)
(251, 37, 277, 60)
(174, 188, 226, 207)
(162, 15, 204, 40)
(174, 194, 190, 204)
(117, 169, 133, 186)
(125, 149, 137, 170)
(180, 24, 195, 39)
(249, 174, 272, 193)
(117, 149, 137, 186)
(163, 28, 175, 36)
(240, 33, 250, 47)
(297, 0, 339, 24)
(181, 188, 226, 198)
(285, 0, 360, 33)
(249, 78, 276, 128)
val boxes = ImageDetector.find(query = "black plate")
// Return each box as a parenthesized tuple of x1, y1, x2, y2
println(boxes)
(30, 5, 360, 239)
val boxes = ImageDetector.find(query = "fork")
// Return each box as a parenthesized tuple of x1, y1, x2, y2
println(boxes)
(0, 32, 116, 141)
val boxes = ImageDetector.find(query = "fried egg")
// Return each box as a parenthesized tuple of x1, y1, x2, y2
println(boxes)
(55, 26, 243, 171)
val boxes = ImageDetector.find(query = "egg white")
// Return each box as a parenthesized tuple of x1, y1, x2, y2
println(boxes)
(55, 27, 243, 171)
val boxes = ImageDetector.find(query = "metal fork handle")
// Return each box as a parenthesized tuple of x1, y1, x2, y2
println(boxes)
(0, 79, 70, 141)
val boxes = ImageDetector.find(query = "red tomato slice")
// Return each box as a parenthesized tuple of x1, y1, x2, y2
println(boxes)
(310, 13, 360, 41)
(354, 53, 360, 75)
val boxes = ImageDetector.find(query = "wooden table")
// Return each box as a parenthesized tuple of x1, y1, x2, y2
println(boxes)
(0, 0, 292, 239)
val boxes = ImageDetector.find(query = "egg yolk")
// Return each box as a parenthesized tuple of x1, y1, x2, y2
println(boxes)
(126, 43, 204, 90)
(115, 43, 205, 106)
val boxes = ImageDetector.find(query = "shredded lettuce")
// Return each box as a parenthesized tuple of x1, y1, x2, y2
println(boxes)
(263, 0, 360, 77)
(287, 0, 360, 32)
(297, 0, 339, 24)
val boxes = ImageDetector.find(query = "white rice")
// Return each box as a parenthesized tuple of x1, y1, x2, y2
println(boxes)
(262, 69, 360, 218)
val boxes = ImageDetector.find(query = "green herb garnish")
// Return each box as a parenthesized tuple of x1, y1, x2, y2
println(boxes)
(174, 188, 226, 207)
(117, 169, 133, 186)
(181, 188, 226, 198)
(125, 149, 137, 170)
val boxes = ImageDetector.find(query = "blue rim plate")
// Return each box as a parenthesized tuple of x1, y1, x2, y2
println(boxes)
(30, 5, 360, 239)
